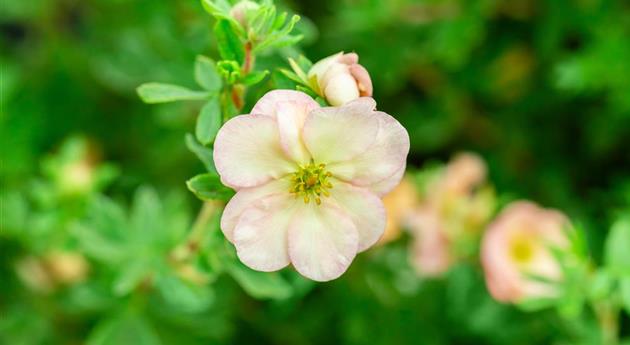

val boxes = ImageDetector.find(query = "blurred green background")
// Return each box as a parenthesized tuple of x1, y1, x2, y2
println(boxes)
(1, 0, 629, 344)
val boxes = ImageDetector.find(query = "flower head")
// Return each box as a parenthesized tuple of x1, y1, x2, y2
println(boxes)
(214, 90, 409, 281)
(408, 152, 494, 276)
(308, 52, 373, 106)
(230, 0, 260, 29)
(481, 201, 570, 303)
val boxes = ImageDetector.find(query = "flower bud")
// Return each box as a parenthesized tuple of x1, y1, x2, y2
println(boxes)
(481, 201, 570, 303)
(44, 251, 89, 285)
(308, 52, 373, 106)
(230, 0, 260, 29)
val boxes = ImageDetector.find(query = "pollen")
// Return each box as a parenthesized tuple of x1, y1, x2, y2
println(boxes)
(290, 161, 333, 205)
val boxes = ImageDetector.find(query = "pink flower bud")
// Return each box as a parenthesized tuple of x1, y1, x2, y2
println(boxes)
(230, 0, 260, 29)
(481, 201, 570, 303)
(308, 52, 373, 106)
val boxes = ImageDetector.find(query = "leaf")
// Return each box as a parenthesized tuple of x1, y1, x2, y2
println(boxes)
(155, 274, 214, 313)
(86, 314, 161, 345)
(186, 173, 234, 201)
(226, 261, 292, 300)
(195, 97, 222, 145)
(194, 55, 222, 92)
(516, 297, 557, 312)
(112, 260, 151, 296)
(74, 196, 129, 264)
(240, 70, 269, 86)
(130, 186, 163, 237)
(136, 83, 210, 104)
(185, 133, 216, 174)
(604, 217, 630, 275)
(278, 68, 308, 86)
(213, 20, 245, 64)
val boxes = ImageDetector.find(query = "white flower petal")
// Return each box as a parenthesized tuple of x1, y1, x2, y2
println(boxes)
(329, 181, 386, 252)
(367, 162, 406, 196)
(328, 110, 409, 185)
(220, 178, 290, 241)
(275, 101, 316, 164)
(323, 72, 361, 106)
(288, 203, 359, 281)
(302, 99, 379, 164)
(214, 114, 295, 188)
(251, 89, 319, 118)
(232, 194, 298, 272)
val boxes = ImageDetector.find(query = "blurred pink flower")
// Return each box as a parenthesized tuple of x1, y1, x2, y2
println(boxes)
(408, 207, 452, 276)
(229, 1, 260, 29)
(408, 152, 494, 277)
(308, 52, 373, 106)
(481, 201, 570, 303)
(214, 90, 409, 281)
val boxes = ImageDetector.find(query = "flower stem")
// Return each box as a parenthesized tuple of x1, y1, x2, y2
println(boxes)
(594, 301, 620, 345)
(170, 201, 221, 262)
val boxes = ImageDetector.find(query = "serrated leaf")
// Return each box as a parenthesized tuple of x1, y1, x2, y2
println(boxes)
(214, 20, 245, 63)
(195, 55, 222, 91)
(186, 173, 234, 201)
(226, 261, 292, 300)
(185, 133, 216, 174)
(240, 70, 269, 86)
(136, 83, 210, 104)
(195, 98, 222, 145)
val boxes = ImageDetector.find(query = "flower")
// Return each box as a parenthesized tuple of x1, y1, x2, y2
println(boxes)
(307, 52, 373, 106)
(408, 152, 494, 276)
(481, 201, 570, 303)
(230, 0, 260, 29)
(214, 90, 409, 281)
(379, 175, 419, 245)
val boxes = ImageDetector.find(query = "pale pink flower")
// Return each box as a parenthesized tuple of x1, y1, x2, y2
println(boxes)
(229, 1, 260, 29)
(407, 207, 452, 276)
(481, 201, 570, 303)
(308, 52, 373, 106)
(408, 152, 493, 276)
(214, 90, 409, 281)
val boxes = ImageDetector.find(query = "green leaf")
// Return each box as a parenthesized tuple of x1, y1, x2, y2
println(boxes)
(112, 260, 151, 296)
(186, 173, 234, 201)
(74, 196, 129, 264)
(130, 186, 163, 237)
(240, 70, 269, 86)
(194, 55, 222, 91)
(155, 274, 214, 313)
(195, 98, 222, 145)
(226, 261, 292, 300)
(185, 133, 216, 174)
(214, 20, 245, 63)
(278, 68, 308, 86)
(137, 83, 210, 104)
(604, 217, 630, 275)
(86, 314, 160, 345)
(516, 297, 557, 312)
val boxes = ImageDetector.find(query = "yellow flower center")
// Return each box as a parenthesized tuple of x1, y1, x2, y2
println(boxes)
(509, 234, 536, 264)
(289, 161, 333, 205)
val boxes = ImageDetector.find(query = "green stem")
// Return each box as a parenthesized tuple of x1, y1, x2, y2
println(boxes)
(594, 301, 620, 345)
(170, 201, 220, 262)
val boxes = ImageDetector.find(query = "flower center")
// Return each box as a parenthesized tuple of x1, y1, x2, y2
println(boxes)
(289, 161, 333, 205)
(509, 234, 536, 265)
